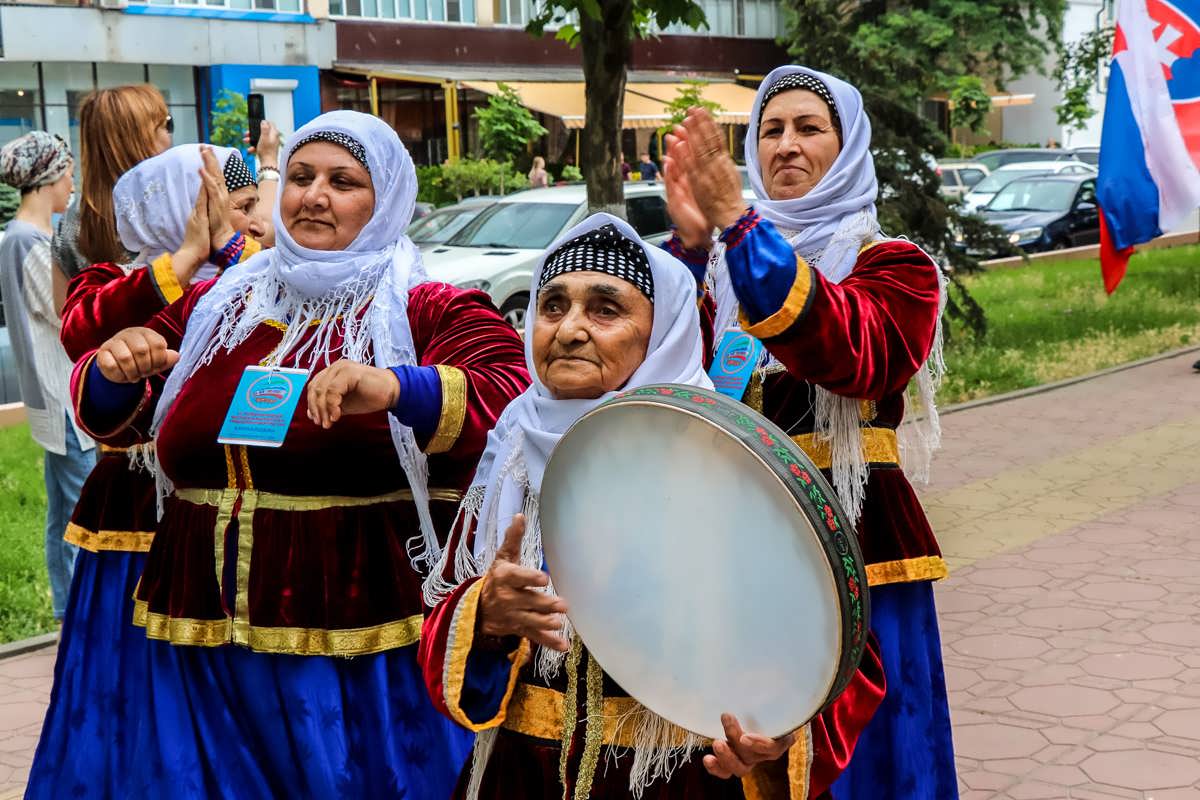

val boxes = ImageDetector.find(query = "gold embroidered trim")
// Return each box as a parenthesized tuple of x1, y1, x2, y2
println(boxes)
(501, 683, 699, 749)
(240, 237, 263, 262)
(223, 445, 238, 488)
(98, 444, 127, 454)
(574, 652, 605, 800)
(237, 446, 254, 490)
(133, 599, 231, 647)
(174, 486, 463, 511)
(231, 489, 258, 647)
(558, 638, 583, 799)
(133, 599, 425, 655)
(791, 427, 899, 470)
(866, 555, 949, 586)
(859, 399, 878, 423)
(740, 256, 813, 340)
(64, 522, 153, 553)
(442, 578, 530, 732)
(149, 253, 183, 305)
(789, 724, 813, 800)
(427, 365, 468, 455)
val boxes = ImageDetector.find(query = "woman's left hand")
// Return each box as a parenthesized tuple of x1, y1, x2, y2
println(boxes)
(306, 359, 400, 428)
(199, 146, 236, 253)
(675, 109, 747, 233)
(702, 714, 796, 779)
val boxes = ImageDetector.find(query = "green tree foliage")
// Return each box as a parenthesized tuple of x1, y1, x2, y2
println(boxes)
(528, 0, 707, 216)
(1054, 25, 1114, 132)
(779, 0, 1068, 334)
(209, 89, 248, 150)
(474, 84, 548, 164)
(417, 159, 530, 205)
(948, 76, 992, 134)
(658, 79, 724, 134)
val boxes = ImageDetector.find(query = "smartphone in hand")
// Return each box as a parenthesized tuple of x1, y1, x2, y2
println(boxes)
(248, 93, 266, 149)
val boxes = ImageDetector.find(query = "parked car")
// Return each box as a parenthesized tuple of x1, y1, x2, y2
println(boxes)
(1066, 146, 1100, 167)
(973, 148, 1075, 172)
(962, 160, 1096, 212)
(938, 161, 990, 199)
(420, 183, 673, 331)
(413, 202, 435, 221)
(976, 174, 1100, 255)
(407, 200, 493, 252)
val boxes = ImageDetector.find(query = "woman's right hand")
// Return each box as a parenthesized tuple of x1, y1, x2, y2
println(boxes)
(478, 514, 570, 652)
(95, 327, 179, 383)
(173, 178, 211, 285)
(664, 130, 715, 251)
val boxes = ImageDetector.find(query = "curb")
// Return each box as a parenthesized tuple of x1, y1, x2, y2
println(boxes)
(942, 344, 1200, 416)
(0, 632, 57, 661)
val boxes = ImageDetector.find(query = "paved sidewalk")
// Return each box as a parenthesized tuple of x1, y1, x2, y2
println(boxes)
(0, 349, 1197, 798)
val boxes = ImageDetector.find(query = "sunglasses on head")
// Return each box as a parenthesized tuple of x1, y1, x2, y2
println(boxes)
(163, 114, 174, 135)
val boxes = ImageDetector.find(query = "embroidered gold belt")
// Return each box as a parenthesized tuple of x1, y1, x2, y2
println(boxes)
(790, 427, 899, 470)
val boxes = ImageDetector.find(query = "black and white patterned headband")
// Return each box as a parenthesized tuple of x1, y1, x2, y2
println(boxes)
(290, 131, 370, 173)
(760, 72, 841, 133)
(222, 153, 256, 193)
(539, 224, 654, 302)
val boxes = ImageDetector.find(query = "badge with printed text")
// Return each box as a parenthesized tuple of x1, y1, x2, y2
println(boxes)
(708, 330, 764, 401)
(217, 366, 310, 448)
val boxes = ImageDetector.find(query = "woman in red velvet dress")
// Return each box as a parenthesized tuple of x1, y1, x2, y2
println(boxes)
(70, 110, 529, 798)
(26, 145, 269, 800)
(663, 66, 958, 798)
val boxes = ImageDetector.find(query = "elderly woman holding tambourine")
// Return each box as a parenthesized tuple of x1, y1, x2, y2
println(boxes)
(662, 66, 957, 797)
(311, 213, 885, 799)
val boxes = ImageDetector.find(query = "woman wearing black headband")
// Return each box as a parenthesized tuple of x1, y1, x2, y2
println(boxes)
(26, 144, 274, 799)
(663, 66, 957, 799)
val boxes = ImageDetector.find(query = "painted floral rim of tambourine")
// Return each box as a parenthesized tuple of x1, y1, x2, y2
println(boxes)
(540, 382, 869, 740)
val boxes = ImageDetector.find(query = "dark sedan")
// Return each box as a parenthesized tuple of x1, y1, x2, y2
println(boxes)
(978, 174, 1100, 255)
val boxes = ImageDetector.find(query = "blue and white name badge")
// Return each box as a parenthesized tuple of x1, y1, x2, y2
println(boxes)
(217, 366, 310, 448)
(708, 329, 764, 401)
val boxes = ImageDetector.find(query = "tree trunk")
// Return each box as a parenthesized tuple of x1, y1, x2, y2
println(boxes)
(580, 0, 633, 218)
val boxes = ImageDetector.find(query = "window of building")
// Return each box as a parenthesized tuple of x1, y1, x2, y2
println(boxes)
(329, 0, 474, 23)
(0, 62, 200, 159)
(138, 0, 305, 13)
(658, 0, 780, 37)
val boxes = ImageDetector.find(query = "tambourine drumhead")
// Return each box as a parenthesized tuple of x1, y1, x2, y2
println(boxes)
(540, 384, 868, 740)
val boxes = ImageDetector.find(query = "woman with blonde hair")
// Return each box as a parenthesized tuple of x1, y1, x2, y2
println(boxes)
(52, 84, 173, 283)
(528, 155, 550, 188)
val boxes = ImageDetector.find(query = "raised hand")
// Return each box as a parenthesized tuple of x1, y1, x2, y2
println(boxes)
(664, 128, 714, 251)
(199, 146, 236, 253)
(478, 514, 570, 652)
(173, 177, 211, 285)
(677, 108, 747, 233)
(702, 713, 796, 779)
(95, 327, 179, 383)
(305, 359, 400, 429)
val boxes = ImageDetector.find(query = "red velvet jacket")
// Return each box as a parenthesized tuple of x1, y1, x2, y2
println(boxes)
(72, 281, 529, 656)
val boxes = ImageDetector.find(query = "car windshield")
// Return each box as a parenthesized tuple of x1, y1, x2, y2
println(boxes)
(970, 168, 1050, 195)
(407, 207, 484, 244)
(987, 180, 1077, 213)
(1073, 150, 1100, 166)
(448, 202, 578, 249)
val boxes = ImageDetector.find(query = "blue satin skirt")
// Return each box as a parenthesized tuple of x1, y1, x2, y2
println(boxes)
(26, 549, 149, 800)
(831, 581, 959, 800)
(127, 639, 474, 799)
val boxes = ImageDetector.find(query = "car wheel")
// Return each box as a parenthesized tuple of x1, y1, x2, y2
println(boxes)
(1051, 239, 1069, 251)
(500, 293, 529, 333)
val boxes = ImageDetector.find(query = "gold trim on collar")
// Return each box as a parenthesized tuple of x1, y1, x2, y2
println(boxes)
(427, 365, 468, 455)
(174, 486, 463, 511)
(791, 427, 899, 470)
(65, 522, 153, 553)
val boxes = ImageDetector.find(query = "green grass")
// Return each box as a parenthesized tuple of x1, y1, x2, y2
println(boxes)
(0, 424, 55, 642)
(941, 244, 1200, 404)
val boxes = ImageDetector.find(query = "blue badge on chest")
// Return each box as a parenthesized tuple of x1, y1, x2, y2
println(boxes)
(708, 330, 764, 401)
(217, 366, 310, 448)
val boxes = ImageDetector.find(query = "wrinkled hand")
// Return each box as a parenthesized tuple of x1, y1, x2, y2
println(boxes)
(174, 179, 211, 285)
(663, 132, 714, 251)
(306, 359, 400, 429)
(95, 327, 179, 383)
(200, 146, 236, 253)
(478, 515, 570, 652)
(675, 109, 746, 233)
(702, 714, 796, 779)
(246, 121, 281, 169)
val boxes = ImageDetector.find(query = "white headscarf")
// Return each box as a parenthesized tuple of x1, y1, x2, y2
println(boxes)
(426, 213, 712, 798)
(113, 143, 242, 281)
(149, 111, 440, 562)
(709, 65, 946, 522)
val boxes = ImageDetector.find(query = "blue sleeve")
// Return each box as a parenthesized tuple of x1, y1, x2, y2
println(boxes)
(85, 359, 144, 426)
(720, 209, 800, 325)
(459, 637, 524, 721)
(661, 232, 710, 286)
(388, 365, 442, 439)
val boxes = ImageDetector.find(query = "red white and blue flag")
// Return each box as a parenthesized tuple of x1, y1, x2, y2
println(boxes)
(1097, 0, 1200, 292)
